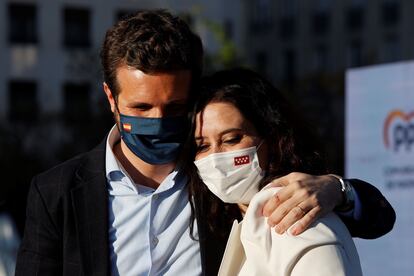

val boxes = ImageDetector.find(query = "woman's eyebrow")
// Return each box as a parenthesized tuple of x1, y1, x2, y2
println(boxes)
(194, 128, 244, 141)
(219, 128, 243, 136)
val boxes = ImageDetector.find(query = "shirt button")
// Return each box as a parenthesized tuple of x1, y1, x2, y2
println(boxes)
(153, 194, 159, 200)
(152, 237, 159, 247)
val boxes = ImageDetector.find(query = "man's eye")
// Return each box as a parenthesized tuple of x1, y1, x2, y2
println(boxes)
(134, 104, 152, 111)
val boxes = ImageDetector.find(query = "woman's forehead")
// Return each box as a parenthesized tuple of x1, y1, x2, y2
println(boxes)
(195, 102, 257, 137)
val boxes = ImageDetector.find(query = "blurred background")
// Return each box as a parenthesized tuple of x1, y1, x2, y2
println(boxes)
(0, 0, 412, 275)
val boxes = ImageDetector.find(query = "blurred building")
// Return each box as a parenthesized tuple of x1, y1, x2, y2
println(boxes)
(0, 0, 245, 123)
(245, 0, 413, 84)
(243, 0, 414, 172)
(0, 0, 245, 163)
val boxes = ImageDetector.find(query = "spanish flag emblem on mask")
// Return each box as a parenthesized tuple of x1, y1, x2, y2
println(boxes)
(122, 123, 132, 132)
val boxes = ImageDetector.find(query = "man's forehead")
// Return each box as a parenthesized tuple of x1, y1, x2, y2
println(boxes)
(116, 65, 192, 79)
(115, 66, 192, 101)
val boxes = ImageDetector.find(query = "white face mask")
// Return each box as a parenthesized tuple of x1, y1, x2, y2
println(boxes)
(194, 144, 265, 204)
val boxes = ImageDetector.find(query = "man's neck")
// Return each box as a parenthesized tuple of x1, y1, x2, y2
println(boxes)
(113, 140, 176, 189)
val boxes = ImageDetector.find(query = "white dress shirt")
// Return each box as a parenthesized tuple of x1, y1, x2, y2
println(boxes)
(105, 126, 202, 276)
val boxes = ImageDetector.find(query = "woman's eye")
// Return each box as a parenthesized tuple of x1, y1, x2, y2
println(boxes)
(196, 144, 209, 152)
(224, 136, 241, 144)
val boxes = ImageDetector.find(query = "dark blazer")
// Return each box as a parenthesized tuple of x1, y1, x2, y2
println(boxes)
(15, 140, 396, 276)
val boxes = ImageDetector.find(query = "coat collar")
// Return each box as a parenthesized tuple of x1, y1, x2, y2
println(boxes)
(71, 139, 110, 276)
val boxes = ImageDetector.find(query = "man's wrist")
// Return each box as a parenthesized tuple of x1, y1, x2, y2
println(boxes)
(329, 174, 355, 212)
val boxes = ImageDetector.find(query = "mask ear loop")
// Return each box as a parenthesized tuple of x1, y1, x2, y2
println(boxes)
(112, 94, 122, 116)
(111, 94, 124, 135)
(256, 139, 265, 150)
(255, 139, 270, 179)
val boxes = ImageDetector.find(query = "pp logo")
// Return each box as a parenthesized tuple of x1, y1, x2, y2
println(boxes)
(383, 110, 414, 152)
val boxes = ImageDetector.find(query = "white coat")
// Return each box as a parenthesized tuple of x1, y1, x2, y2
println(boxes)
(218, 186, 363, 276)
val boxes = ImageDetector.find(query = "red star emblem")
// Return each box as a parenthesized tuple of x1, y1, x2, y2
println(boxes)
(234, 155, 250, 166)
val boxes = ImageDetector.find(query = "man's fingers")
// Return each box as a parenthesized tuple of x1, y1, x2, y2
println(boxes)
(262, 187, 292, 217)
(266, 195, 299, 227)
(271, 201, 315, 234)
(289, 206, 322, 235)
(268, 172, 300, 187)
(262, 193, 281, 217)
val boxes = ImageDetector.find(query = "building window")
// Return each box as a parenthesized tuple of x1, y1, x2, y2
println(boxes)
(282, 49, 296, 83)
(279, 17, 296, 39)
(312, 45, 329, 72)
(8, 3, 37, 44)
(251, 0, 272, 32)
(382, 35, 400, 62)
(346, 0, 366, 31)
(278, 0, 297, 39)
(312, 0, 331, 35)
(63, 8, 91, 49)
(280, 0, 297, 18)
(312, 13, 330, 35)
(347, 40, 362, 67)
(255, 51, 268, 76)
(8, 80, 38, 121)
(224, 19, 234, 39)
(381, 0, 400, 26)
(64, 83, 90, 122)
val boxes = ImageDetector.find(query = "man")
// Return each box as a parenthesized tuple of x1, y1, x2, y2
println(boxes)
(16, 10, 395, 275)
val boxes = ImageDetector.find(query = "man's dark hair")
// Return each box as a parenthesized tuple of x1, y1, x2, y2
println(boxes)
(100, 9, 203, 97)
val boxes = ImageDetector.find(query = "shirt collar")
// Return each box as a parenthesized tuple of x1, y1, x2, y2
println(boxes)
(105, 125, 124, 180)
(105, 125, 184, 194)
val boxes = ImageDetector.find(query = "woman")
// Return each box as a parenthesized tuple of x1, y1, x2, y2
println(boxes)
(189, 68, 362, 275)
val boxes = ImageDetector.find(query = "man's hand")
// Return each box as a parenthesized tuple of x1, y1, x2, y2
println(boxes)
(262, 172, 343, 235)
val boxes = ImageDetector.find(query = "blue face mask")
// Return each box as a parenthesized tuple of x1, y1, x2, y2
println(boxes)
(119, 113, 188, 165)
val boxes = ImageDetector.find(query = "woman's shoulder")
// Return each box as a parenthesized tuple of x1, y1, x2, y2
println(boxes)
(242, 186, 351, 246)
(239, 186, 361, 275)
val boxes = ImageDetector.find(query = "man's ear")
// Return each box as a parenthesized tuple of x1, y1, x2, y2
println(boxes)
(103, 82, 116, 113)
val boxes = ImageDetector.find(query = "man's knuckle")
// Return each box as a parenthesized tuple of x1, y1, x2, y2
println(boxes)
(274, 194, 281, 203)
(313, 206, 322, 215)
(278, 222, 286, 230)
(263, 203, 274, 214)
(292, 208, 303, 219)
(267, 217, 277, 225)
(307, 211, 317, 221)
(296, 220, 306, 229)
(289, 172, 297, 178)
(278, 206, 289, 216)
(311, 195, 321, 206)
(298, 189, 310, 198)
(289, 180, 299, 189)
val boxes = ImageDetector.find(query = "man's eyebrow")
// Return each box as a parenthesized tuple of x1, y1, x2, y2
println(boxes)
(126, 99, 187, 106)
